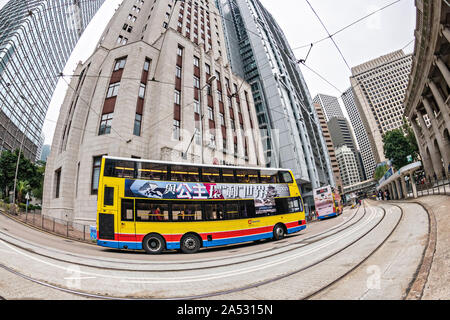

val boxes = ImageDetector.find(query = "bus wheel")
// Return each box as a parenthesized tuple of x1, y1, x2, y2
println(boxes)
(142, 233, 165, 254)
(273, 224, 286, 241)
(180, 233, 201, 254)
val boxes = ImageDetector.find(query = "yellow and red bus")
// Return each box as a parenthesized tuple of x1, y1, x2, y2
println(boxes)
(96, 156, 306, 254)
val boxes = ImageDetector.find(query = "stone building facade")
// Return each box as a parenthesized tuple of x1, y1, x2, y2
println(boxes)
(404, 0, 450, 180)
(43, 0, 264, 225)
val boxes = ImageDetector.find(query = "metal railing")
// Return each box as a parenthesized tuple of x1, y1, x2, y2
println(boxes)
(407, 175, 450, 198)
(0, 202, 95, 243)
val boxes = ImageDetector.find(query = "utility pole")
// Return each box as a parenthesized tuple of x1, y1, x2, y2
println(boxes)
(11, 95, 33, 214)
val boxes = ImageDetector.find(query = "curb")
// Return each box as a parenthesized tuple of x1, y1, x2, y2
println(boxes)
(403, 200, 437, 300)
(384, 198, 437, 300)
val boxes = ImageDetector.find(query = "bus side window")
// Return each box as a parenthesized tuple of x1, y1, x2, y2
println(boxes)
(288, 198, 301, 213)
(138, 163, 168, 181)
(202, 168, 220, 183)
(260, 170, 279, 184)
(242, 200, 256, 218)
(279, 171, 294, 184)
(121, 199, 134, 222)
(104, 186, 114, 206)
(135, 200, 169, 222)
(221, 168, 235, 183)
(275, 198, 289, 215)
(204, 203, 223, 220)
(236, 169, 259, 183)
(171, 203, 202, 221)
(224, 202, 239, 220)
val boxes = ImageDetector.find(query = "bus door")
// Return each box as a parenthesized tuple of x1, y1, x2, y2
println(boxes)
(118, 198, 136, 249)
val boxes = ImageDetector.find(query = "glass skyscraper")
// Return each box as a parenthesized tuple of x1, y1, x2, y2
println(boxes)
(216, 0, 334, 209)
(0, 0, 105, 161)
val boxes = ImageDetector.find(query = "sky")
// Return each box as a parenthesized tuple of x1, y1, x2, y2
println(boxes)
(38, 0, 416, 145)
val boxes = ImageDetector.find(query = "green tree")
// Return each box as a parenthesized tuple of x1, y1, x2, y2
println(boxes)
(0, 149, 40, 201)
(374, 164, 389, 180)
(16, 180, 30, 204)
(383, 127, 418, 171)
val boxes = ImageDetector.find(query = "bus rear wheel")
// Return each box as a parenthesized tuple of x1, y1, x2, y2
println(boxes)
(180, 233, 202, 254)
(273, 224, 286, 241)
(143, 233, 165, 254)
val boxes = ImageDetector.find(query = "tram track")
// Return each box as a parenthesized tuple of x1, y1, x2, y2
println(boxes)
(0, 204, 366, 273)
(303, 202, 404, 300)
(0, 201, 396, 300)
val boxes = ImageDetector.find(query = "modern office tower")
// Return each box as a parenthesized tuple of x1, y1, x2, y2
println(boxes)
(350, 50, 412, 169)
(313, 94, 345, 122)
(327, 117, 363, 183)
(43, 0, 265, 224)
(404, 0, 450, 180)
(335, 145, 360, 187)
(313, 102, 343, 193)
(216, 0, 335, 209)
(341, 87, 376, 180)
(0, 0, 106, 161)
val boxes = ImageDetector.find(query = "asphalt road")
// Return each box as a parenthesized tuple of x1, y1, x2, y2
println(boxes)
(0, 201, 429, 300)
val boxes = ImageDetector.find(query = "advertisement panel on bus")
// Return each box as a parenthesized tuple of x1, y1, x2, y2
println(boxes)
(313, 186, 336, 219)
(125, 179, 291, 215)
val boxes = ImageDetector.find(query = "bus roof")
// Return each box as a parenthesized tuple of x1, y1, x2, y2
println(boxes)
(103, 156, 292, 173)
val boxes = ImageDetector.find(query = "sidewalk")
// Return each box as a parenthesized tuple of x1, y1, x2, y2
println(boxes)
(388, 195, 449, 300)
(413, 195, 450, 300)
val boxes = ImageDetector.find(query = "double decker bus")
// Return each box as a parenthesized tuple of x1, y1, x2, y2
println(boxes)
(313, 185, 342, 220)
(96, 156, 306, 254)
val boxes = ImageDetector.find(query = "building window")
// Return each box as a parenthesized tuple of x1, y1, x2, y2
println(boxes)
(176, 66, 182, 78)
(194, 100, 200, 113)
(195, 129, 201, 145)
(219, 113, 224, 126)
(174, 90, 181, 105)
(177, 46, 183, 56)
(99, 113, 113, 135)
(209, 134, 216, 148)
(114, 57, 127, 71)
(194, 56, 200, 67)
(173, 120, 180, 140)
(143, 59, 151, 72)
(138, 83, 146, 98)
(54, 168, 61, 199)
(134, 114, 142, 136)
(193, 76, 200, 89)
(91, 156, 102, 195)
(208, 107, 214, 120)
(106, 82, 120, 98)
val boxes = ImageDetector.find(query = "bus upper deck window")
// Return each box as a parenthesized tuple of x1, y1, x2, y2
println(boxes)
(221, 168, 235, 183)
(236, 169, 259, 183)
(170, 165, 200, 182)
(113, 160, 135, 178)
(138, 162, 168, 181)
(202, 168, 220, 183)
(260, 170, 279, 183)
(280, 171, 294, 184)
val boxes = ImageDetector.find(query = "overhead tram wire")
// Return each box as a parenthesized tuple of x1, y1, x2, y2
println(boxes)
(305, 0, 351, 71)
(291, 0, 404, 51)
(296, 38, 415, 98)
